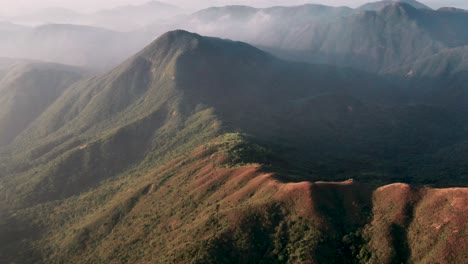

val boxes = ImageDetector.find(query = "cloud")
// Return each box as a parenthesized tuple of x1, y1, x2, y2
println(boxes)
(0, 0, 466, 16)
(164, 0, 468, 9)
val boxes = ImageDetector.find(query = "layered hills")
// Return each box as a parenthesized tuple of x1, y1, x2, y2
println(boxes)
(2, 1, 468, 74)
(0, 62, 84, 147)
(0, 30, 466, 263)
(0, 24, 148, 71)
(161, 2, 468, 72)
(6, 1, 186, 32)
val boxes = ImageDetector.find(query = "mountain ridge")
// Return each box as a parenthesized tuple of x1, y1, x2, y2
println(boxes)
(358, 0, 432, 11)
(0, 61, 84, 147)
(0, 29, 466, 263)
(2, 30, 466, 208)
(157, 2, 468, 73)
(1, 134, 466, 263)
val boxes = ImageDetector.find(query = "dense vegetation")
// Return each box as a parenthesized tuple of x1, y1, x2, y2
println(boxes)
(169, 1, 468, 73)
(0, 3, 467, 261)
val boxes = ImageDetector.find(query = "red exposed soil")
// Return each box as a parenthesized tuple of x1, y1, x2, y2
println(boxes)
(42, 146, 467, 264)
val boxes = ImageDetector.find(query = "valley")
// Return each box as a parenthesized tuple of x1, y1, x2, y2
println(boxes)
(0, 1, 466, 263)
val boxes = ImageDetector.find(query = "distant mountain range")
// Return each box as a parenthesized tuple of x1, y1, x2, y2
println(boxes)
(1, 0, 467, 72)
(87, 1, 185, 31)
(7, 1, 187, 31)
(0, 24, 150, 71)
(163, 1, 468, 72)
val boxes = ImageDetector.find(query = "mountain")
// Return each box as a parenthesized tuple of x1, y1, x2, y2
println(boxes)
(0, 62, 84, 147)
(149, 4, 354, 43)
(89, 1, 186, 31)
(387, 46, 468, 78)
(0, 30, 466, 263)
(6, 2, 185, 32)
(0, 21, 28, 32)
(3, 144, 464, 263)
(438, 7, 468, 12)
(4, 2, 467, 74)
(0, 24, 149, 71)
(386, 46, 468, 111)
(0, 58, 30, 77)
(96, 1, 182, 18)
(358, 0, 432, 11)
(10, 8, 85, 26)
(301, 3, 468, 71)
(154, 2, 468, 72)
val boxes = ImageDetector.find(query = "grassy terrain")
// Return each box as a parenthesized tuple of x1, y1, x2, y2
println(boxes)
(0, 62, 84, 147)
(1, 134, 465, 263)
(0, 30, 466, 263)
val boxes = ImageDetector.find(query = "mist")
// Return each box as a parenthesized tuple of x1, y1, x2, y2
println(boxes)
(1, 0, 467, 16)
(0, 0, 467, 73)
(167, 0, 468, 9)
(0, 1, 467, 262)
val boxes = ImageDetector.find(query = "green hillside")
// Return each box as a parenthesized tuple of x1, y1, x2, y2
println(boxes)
(0, 30, 462, 207)
(386, 46, 468, 111)
(0, 30, 466, 263)
(270, 3, 468, 72)
(1, 134, 466, 263)
(0, 62, 84, 147)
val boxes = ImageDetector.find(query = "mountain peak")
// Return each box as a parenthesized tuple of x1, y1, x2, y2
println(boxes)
(139, 30, 272, 66)
(358, 0, 431, 12)
(437, 7, 468, 13)
(140, 30, 202, 58)
(158, 29, 201, 41)
(378, 1, 420, 18)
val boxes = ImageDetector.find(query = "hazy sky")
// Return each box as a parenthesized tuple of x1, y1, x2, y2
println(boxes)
(0, 0, 467, 16)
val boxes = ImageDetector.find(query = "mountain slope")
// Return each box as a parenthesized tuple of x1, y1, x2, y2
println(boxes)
(390, 46, 468, 77)
(2, 135, 466, 263)
(0, 62, 84, 147)
(0, 31, 226, 207)
(0, 58, 31, 78)
(0, 30, 466, 263)
(358, 0, 432, 11)
(0, 24, 147, 71)
(0, 31, 393, 205)
(2, 30, 466, 208)
(267, 3, 468, 72)
(7, 2, 185, 32)
(152, 4, 353, 46)
(386, 46, 468, 111)
(159, 3, 468, 72)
